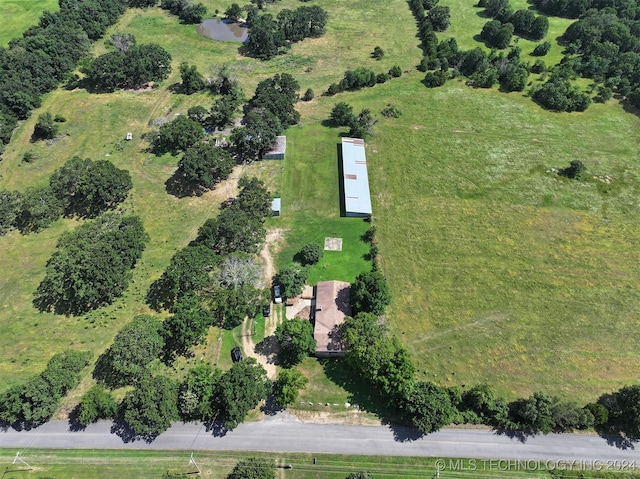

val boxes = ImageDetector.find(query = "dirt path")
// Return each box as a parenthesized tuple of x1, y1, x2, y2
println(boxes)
(240, 228, 287, 380)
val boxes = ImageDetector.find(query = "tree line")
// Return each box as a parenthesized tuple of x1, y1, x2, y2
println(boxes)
(0, 350, 91, 427)
(0, 0, 129, 154)
(0, 156, 132, 235)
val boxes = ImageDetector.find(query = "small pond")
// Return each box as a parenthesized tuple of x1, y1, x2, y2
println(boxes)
(196, 18, 249, 43)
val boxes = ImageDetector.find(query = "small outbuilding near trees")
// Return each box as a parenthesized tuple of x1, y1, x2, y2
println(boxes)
(314, 280, 351, 358)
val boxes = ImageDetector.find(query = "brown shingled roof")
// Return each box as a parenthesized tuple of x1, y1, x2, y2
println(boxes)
(314, 280, 351, 356)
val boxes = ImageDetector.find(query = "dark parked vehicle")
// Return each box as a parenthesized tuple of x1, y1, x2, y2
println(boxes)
(263, 304, 271, 317)
(231, 347, 242, 363)
(273, 284, 282, 304)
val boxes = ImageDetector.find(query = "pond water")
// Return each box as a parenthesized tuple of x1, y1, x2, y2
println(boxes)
(196, 18, 249, 43)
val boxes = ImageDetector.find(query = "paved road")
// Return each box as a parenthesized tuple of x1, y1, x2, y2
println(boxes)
(0, 413, 637, 464)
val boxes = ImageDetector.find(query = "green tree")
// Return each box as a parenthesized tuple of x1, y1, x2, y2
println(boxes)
(154, 114, 204, 154)
(236, 176, 272, 222)
(179, 62, 205, 94)
(162, 294, 214, 359)
(0, 189, 22, 235)
(178, 363, 220, 420)
(371, 46, 384, 60)
(94, 315, 164, 387)
(209, 283, 267, 329)
(401, 381, 456, 434)
(196, 205, 266, 256)
(508, 391, 555, 433)
(188, 105, 209, 124)
(17, 186, 64, 233)
(216, 358, 271, 429)
(246, 14, 286, 60)
(296, 242, 323, 265)
(32, 112, 58, 141)
(329, 102, 356, 127)
(121, 375, 179, 437)
(176, 142, 235, 192)
(275, 318, 316, 367)
(302, 88, 314, 101)
(427, 6, 450, 32)
(33, 213, 148, 315)
(341, 312, 415, 398)
(275, 264, 309, 299)
(230, 109, 282, 162)
(274, 368, 308, 408)
(225, 3, 242, 20)
(209, 95, 241, 129)
(77, 385, 118, 425)
(147, 245, 219, 311)
(613, 385, 640, 440)
(49, 156, 133, 218)
(559, 160, 586, 179)
(247, 73, 300, 127)
(532, 41, 551, 56)
(227, 458, 275, 479)
(350, 270, 391, 316)
(348, 109, 376, 139)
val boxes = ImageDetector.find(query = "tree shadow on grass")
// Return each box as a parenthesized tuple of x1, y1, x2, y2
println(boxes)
(320, 358, 420, 442)
(261, 393, 281, 416)
(254, 335, 280, 365)
(165, 171, 205, 198)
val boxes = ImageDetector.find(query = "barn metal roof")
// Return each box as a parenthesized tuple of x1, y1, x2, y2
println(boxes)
(341, 138, 372, 216)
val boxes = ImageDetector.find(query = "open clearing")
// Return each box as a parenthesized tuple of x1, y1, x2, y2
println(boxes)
(0, 0, 639, 420)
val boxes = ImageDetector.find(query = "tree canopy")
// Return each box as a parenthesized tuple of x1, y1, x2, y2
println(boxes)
(176, 142, 235, 192)
(121, 375, 179, 438)
(153, 115, 204, 154)
(33, 213, 149, 315)
(84, 42, 172, 91)
(94, 315, 164, 388)
(227, 458, 275, 479)
(274, 368, 308, 408)
(49, 156, 132, 217)
(216, 358, 271, 429)
(350, 270, 391, 316)
(275, 318, 316, 367)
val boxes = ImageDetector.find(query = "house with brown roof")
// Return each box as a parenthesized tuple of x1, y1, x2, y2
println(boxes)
(313, 280, 351, 357)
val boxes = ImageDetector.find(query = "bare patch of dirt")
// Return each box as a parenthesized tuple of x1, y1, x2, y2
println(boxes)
(290, 410, 382, 426)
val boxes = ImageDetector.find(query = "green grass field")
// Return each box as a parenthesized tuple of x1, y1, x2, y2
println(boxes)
(0, 0, 59, 46)
(1, 0, 640, 422)
(0, 449, 555, 479)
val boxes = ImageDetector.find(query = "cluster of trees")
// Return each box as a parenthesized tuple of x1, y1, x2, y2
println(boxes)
(325, 66, 402, 96)
(160, 0, 207, 24)
(531, 72, 591, 112)
(328, 102, 377, 139)
(478, 0, 549, 48)
(246, 5, 328, 60)
(0, 157, 132, 235)
(147, 176, 271, 362)
(0, 0, 128, 153)
(341, 309, 640, 437)
(33, 213, 149, 315)
(83, 35, 172, 91)
(231, 73, 300, 161)
(559, 8, 640, 109)
(0, 351, 91, 426)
